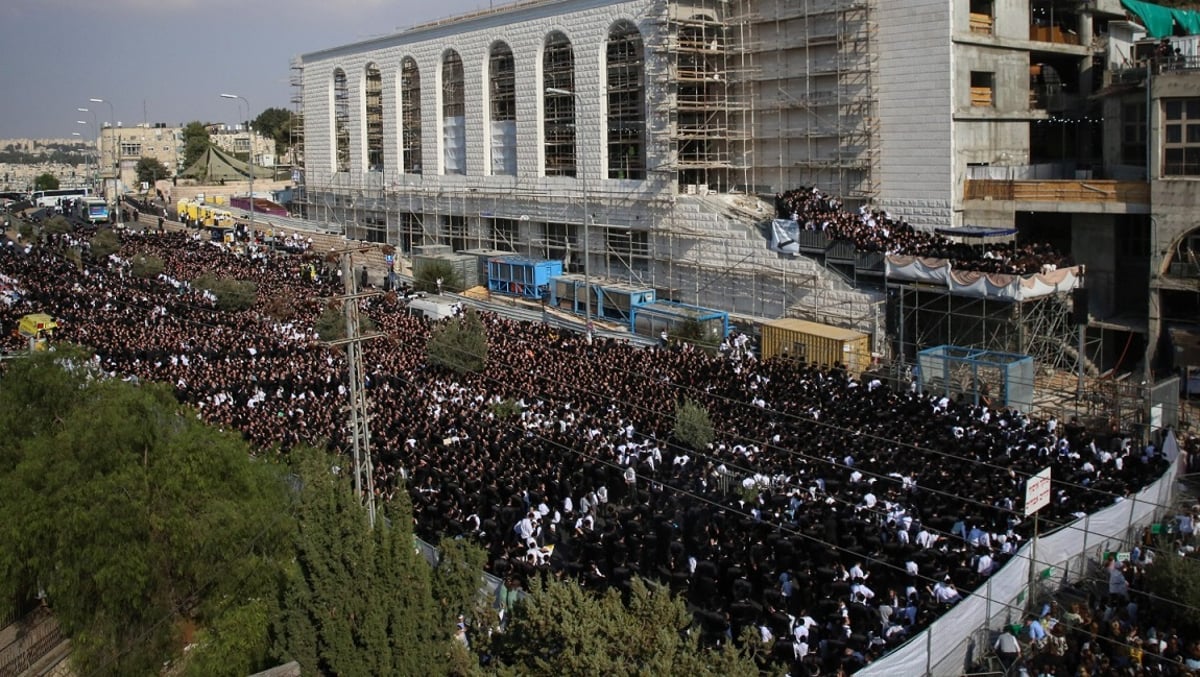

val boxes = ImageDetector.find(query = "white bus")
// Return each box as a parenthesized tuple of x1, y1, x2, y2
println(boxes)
(30, 188, 90, 210)
(74, 197, 110, 224)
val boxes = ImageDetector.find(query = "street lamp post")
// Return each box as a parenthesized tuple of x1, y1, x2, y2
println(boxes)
(90, 98, 119, 229)
(71, 132, 94, 190)
(77, 107, 98, 192)
(76, 119, 96, 193)
(545, 86, 591, 341)
(220, 94, 255, 234)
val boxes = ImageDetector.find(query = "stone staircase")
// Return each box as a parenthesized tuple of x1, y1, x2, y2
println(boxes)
(672, 193, 883, 329)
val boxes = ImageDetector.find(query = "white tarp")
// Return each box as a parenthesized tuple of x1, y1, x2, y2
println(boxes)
(885, 256, 1081, 300)
(443, 115, 466, 174)
(490, 121, 516, 176)
(769, 218, 803, 255)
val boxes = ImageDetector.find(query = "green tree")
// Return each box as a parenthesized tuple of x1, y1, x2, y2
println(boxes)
(427, 308, 488, 374)
(487, 577, 760, 677)
(131, 254, 165, 278)
(274, 449, 447, 675)
(254, 107, 296, 156)
(182, 121, 212, 169)
(0, 351, 293, 677)
(135, 156, 171, 187)
(674, 398, 714, 451)
(414, 258, 464, 294)
(33, 172, 60, 191)
(670, 318, 720, 352)
(314, 301, 375, 343)
(90, 228, 121, 259)
(44, 215, 73, 235)
(193, 273, 258, 312)
(1140, 548, 1200, 637)
(432, 537, 489, 634)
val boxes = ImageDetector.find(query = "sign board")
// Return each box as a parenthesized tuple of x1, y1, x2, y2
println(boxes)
(385, 254, 394, 265)
(1024, 466, 1052, 516)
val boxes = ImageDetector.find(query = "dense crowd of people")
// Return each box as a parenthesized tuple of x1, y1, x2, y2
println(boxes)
(0, 217, 1188, 675)
(775, 186, 1072, 275)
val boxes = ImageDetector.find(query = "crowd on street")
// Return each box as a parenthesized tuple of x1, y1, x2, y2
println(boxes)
(0, 219, 1191, 675)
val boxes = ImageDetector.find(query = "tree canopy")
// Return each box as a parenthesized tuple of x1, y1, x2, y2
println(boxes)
(273, 449, 449, 675)
(415, 258, 464, 294)
(254, 107, 296, 156)
(674, 398, 714, 451)
(33, 172, 60, 191)
(182, 121, 212, 169)
(0, 349, 293, 676)
(427, 308, 488, 374)
(485, 577, 761, 677)
(135, 156, 172, 186)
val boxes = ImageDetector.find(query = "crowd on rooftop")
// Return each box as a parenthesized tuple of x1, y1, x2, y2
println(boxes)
(775, 186, 1073, 276)
(0, 213, 1192, 675)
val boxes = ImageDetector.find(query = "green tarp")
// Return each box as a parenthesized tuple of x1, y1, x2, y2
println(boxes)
(1121, 0, 1200, 38)
(180, 145, 273, 182)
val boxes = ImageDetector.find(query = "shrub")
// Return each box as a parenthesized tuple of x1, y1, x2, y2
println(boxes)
(490, 397, 521, 420)
(427, 309, 487, 374)
(314, 302, 375, 343)
(669, 318, 721, 352)
(44, 216, 73, 235)
(193, 274, 258, 312)
(131, 255, 165, 279)
(90, 229, 121, 259)
(413, 259, 463, 294)
(673, 398, 714, 451)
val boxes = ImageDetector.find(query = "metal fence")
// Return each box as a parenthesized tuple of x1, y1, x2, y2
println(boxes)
(858, 432, 1181, 676)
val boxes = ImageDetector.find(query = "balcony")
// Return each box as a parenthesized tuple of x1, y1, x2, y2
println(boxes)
(964, 179, 1149, 204)
(1029, 24, 1080, 46)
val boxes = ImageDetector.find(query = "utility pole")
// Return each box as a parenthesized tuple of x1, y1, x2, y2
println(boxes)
(324, 249, 384, 527)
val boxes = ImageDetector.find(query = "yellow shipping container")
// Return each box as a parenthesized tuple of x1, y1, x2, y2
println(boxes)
(759, 318, 872, 375)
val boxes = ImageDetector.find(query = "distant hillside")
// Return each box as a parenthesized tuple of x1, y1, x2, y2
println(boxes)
(0, 142, 88, 166)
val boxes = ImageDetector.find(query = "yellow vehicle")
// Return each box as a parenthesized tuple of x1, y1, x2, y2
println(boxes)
(176, 199, 189, 220)
(17, 313, 58, 351)
(211, 209, 234, 228)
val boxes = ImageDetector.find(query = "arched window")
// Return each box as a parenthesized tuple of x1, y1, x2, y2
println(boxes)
(543, 32, 575, 177)
(401, 57, 422, 174)
(442, 50, 466, 175)
(333, 68, 350, 173)
(607, 21, 646, 180)
(365, 63, 383, 172)
(490, 42, 517, 176)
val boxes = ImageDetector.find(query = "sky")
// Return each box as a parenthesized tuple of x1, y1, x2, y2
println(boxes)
(0, 0, 500, 140)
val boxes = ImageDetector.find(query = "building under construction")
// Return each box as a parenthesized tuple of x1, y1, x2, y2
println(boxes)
(293, 0, 1197, 395)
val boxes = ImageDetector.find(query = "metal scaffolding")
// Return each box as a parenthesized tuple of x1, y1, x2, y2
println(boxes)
(543, 32, 576, 177)
(365, 64, 384, 172)
(748, 0, 878, 200)
(489, 43, 517, 176)
(442, 51, 466, 175)
(607, 21, 647, 180)
(289, 55, 306, 204)
(400, 57, 422, 175)
(889, 283, 1098, 377)
(657, 1, 752, 192)
(333, 68, 350, 173)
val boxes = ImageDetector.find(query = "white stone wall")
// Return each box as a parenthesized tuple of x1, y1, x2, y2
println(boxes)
(875, 0, 953, 227)
(301, 0, 664, 200)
